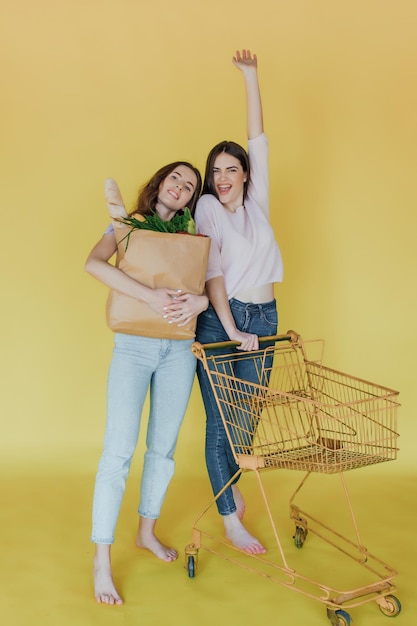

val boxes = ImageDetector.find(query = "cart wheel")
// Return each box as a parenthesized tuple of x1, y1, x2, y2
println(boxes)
(187, 555, 195, 578)
(334, 609, 353, 626)
(327, 608, 353, 626)
(378, 595, 402, 617)
(294, 526, 308, 549)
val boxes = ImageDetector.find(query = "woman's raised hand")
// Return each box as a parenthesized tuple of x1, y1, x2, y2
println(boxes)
(232, 49, 258, 72)
(232, 48, 263, 139)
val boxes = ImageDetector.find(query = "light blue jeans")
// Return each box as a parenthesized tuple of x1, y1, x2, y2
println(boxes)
(91, 333, 196, 544)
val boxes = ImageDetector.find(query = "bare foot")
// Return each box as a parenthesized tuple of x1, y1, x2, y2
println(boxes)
(223, 512, 266, 555)
(136, 516, 178, 562)
(93, 545, 123, 605)
(231, 484, 246, 520)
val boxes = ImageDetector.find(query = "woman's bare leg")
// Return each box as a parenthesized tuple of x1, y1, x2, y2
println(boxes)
(135, 516, 177, 562)
(93, 543, 123, 605)
(231, 484, 246, 520)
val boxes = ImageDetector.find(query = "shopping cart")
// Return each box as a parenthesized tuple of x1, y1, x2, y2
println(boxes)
(185, 331, 401, 626)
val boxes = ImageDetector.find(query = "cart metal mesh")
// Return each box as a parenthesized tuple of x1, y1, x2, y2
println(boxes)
(194, 333, 399, 474)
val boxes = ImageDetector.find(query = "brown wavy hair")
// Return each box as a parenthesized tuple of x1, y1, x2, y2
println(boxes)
(130, 162, 202, 217)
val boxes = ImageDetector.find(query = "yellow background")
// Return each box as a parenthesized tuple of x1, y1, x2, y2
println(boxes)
(1, 0, 416, 625)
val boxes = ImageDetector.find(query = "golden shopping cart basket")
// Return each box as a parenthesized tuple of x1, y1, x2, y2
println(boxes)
(185, 331, 401, 626)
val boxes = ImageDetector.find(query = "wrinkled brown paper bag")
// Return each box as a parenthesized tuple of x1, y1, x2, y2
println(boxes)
(106, 225, 210, 339)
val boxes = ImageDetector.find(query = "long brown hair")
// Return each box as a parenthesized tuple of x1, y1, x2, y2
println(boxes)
(130, 162, 202, 217)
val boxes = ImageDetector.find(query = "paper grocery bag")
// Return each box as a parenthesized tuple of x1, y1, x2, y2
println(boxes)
(106, 226, 210, 339)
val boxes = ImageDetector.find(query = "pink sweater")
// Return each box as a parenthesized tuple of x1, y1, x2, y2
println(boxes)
(194, 133, 283, 299)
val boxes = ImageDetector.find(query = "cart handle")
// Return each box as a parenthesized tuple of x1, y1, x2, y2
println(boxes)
(193, 330, 300, 351)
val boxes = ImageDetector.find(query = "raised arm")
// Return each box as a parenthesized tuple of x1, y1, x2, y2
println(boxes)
(232, 49, 263, 139)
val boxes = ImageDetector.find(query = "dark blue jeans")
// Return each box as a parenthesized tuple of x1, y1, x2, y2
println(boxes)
(196, 298, 278, 516)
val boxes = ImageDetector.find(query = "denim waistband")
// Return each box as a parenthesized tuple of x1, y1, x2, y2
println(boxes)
(228, 298, 276, 313)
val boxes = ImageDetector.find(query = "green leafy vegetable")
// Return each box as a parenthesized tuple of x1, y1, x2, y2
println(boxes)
(116, 208, 196, 249)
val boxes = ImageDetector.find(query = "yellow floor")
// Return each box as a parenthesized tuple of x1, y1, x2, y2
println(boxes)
(2, 450, 416, 626)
